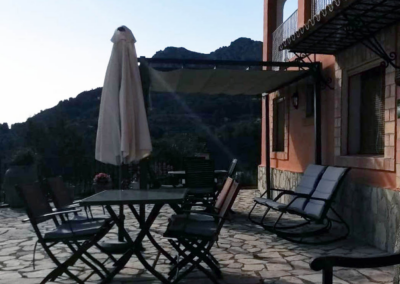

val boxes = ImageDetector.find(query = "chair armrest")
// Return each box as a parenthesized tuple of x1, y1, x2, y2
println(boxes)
(39, 209, 81, 219)
(310, 254, 400, 271)
(21, 209, 82, 223)
(52, 204, 80, 212)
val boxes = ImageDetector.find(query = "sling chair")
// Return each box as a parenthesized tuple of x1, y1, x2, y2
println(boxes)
(273, 166, 350, 244)
(17, 182, 114, 284)
(163, 179, 240, 284)
(183, 158, 216, 210)
(46, 176, 118, 261)
(46, 176, 106, 221)
(248, 164, 326, 229)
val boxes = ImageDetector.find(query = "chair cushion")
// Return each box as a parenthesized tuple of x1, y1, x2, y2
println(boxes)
(164, 215, 217, 239)
(44, 220, 106, 240)
(303, 166, 348, 220)
(170, 213, 215, 223)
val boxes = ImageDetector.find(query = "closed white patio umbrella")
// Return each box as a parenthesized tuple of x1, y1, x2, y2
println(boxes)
(95, 26, 152, 244)
(96, 26, 152, 166)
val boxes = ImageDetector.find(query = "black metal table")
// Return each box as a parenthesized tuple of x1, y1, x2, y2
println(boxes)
(80, 188, 188, 284)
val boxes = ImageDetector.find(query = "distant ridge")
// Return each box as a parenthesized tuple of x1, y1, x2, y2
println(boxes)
(152, 38, 262, 61)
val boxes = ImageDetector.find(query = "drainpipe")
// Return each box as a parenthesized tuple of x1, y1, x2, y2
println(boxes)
(263, 93, 271, 198)
(314, 63, 322, 165)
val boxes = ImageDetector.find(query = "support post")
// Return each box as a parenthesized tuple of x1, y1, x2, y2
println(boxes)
(264, 94, 271, 198)
(314, 63, 322, 165)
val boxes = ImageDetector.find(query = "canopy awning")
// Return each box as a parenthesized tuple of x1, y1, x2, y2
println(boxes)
(280, 0, 400, 55)
(148, 67, 310, 95)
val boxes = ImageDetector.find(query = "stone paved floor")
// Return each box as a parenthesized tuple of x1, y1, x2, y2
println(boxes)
(0, 189, 395, 284)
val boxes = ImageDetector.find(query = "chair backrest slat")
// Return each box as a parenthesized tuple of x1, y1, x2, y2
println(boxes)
(215, 177, 233, 210)
(185, 159, 215, 188)
(47, 176, 73, 209)
(303, 166, 349, 220)
(217, 180, 240, 233)
(16, 183, 53, 224)
(288, 164, 326, 211)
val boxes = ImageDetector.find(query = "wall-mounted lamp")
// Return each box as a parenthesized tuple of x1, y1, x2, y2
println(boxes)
(292, 92, 299, 109)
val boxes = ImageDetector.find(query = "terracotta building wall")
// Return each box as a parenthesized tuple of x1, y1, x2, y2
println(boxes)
(261, 0, 398, 190)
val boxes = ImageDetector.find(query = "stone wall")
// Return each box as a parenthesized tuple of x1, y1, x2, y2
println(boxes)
(258, 166, 400, 252)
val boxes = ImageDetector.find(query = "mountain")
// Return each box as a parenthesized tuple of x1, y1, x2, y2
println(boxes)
(153, 38, 262, 61)
(0, 38, 263, 190)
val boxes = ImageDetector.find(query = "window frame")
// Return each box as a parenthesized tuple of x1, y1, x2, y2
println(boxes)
(346, 65, 385, 156)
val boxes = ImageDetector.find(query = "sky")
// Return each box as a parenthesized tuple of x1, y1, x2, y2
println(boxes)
(0, 0, 297, 126)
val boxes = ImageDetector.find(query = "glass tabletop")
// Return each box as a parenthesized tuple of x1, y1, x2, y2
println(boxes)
(80, 188, 188, 206)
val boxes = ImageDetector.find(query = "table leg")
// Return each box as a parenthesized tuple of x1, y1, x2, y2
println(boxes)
(97, 205, 135, 284)
(118, 205, 125, 242)
(128, 204, 175, 264)
(133, 204, 171, 284)
(169, 203, 183, 214)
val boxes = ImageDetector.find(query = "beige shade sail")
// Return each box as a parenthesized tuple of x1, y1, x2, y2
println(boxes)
(148, 67, 310, 95)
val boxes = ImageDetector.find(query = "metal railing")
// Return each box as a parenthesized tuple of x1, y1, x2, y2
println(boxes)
(312, 0, 334, 17)
(272, 10, 298, 64)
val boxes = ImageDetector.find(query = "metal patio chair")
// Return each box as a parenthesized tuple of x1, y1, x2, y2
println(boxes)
(272, 166, 350, 244)
(248, 164, 326, 229)
(17, 182, 114, 284)
(183, 158, 216, 209)
(163, 179, 241, 283)
(46, 176, 106, 221)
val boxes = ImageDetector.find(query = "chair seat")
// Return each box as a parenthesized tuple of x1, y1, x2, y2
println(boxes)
(170, 213, 216, 223)
(164, 215, 217, 239)
(188, 187, 214, 196)
(44, 220, 107, 240)
(254, 197, 287, 210)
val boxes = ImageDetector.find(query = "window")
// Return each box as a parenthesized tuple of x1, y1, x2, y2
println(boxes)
(348, 66, 385, 155)
(273, 97, 285, 152)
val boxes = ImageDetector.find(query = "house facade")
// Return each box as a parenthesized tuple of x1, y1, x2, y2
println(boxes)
(259, 0, 400, 251)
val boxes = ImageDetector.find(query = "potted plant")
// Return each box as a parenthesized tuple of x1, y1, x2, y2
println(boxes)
(2, 149, 38, 208)
(93, 173, 112, 193)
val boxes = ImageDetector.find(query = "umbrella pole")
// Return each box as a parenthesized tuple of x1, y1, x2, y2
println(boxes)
(118, 165, 124, 242)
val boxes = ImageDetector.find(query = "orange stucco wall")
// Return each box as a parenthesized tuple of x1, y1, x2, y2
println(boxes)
(262, 0, 397, 190)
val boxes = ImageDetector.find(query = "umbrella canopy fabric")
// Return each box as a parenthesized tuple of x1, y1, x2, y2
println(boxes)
(96, 26, 152, 166)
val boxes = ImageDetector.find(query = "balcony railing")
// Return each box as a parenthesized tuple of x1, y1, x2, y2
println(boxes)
(312, 0, 334, 17)
(272, 10, 298, 64)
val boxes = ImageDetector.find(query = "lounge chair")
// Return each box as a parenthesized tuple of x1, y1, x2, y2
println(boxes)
(274, 166, 350, 244)
(164, 179, 241, 283)
(248, 164, 326, 229)
(17, 182, 114, 284)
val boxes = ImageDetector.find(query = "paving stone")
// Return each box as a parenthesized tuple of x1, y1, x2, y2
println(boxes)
(237, 258, 267, 264)
(357, 268, 394, 282)
(234, 234, 258, 241)
(256, 252, 281, 258)
(242, 264, 264, 271)
(265, 263, 293, 271)
(259, 269, 291, 278)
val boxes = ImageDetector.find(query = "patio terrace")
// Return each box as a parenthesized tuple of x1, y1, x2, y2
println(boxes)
(0, 189, 394, 284)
